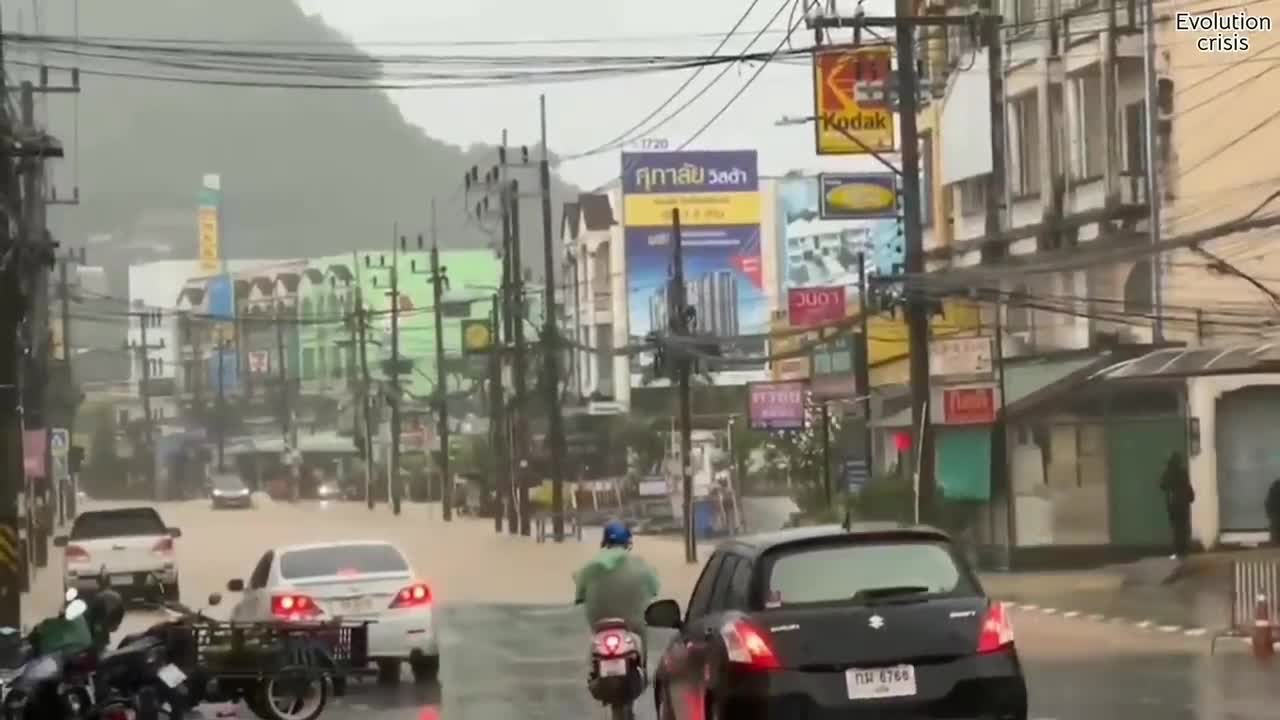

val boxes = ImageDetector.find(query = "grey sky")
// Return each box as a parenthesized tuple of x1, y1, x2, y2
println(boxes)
(298, 0, 897, 188)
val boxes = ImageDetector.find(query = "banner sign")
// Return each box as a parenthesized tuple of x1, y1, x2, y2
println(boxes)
(812, 47, 896, 155)
(748, 381, 808, 431)
(930, 336, 995, 378)
(933, 385, 999, 425)
(787, 286, 846, 329)
(819, 173, 898, 219)
(23, 429, 46, 478)
(461, 319, 494, 354)
(197, 174, 222, 273)
(622, 151, 766, 374)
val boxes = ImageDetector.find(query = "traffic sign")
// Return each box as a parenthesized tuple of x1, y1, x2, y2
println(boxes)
(50, 428, 69, 457)
(844, 457, 869, 492)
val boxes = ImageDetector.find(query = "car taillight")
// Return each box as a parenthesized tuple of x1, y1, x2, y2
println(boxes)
(977, 601, 1015, 654)
(152, 538, 174, 554)
(64, 545, 90, 562)
(390, 583, 432, 609)
(271, 594, 322, 620)
(720, 620, 780, 670)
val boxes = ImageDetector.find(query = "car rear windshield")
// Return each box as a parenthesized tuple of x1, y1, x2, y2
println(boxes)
(211, 474, 245, 490)
(70, 509, 167, 540)
(279, 544, 409, 579)
(765, 538, 975, 606)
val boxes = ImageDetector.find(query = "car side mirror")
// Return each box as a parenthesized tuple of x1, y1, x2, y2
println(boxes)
(207, 593, 222, 607)
(226, 578, 245, 592)
(644, 599, 683, 629)
(52, 536, 67, 548)
(167, 527, 182, 538)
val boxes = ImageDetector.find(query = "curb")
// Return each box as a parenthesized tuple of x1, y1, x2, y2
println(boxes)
(1007, 602, 1216, 639)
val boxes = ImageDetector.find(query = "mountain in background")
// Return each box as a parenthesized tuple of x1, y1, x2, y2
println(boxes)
(17, 0, 580, 298)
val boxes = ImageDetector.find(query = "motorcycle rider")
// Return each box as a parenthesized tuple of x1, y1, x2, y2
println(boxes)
(573, 521, 660, 669)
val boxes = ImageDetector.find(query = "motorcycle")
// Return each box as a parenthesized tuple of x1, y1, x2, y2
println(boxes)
(1, 590, 97, 720)
(585, 618, 645, 720)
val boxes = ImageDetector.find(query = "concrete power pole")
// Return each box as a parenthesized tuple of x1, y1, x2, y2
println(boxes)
(669, 209, 696, 565)
(428, 241, 451, 521)
(536, 95, 569, 542)
(126, 311, 163, 499)
(389, 236, 403, 516)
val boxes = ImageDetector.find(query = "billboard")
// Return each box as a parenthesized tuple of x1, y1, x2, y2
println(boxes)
(748, 381, 807, 431)
(775, 175, 896, 293)
(197, 174, 222, 273)
(787, 286, 846, 329)
(819, 173, 898, 220)
(621, 151, 765, 372)
(812, 47, 895, 155)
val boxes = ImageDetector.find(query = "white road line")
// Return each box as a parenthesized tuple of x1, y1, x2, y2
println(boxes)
(1087, 613, 1105, 621)
(1135, 620, 1153, 629)
(1158, 625, 1181, 633)
(1062, 611, 1079, 618)
(1040, 607, 1057, 614)
(1184, 628, 1208, 636)
(1020, 604, 1039, 611)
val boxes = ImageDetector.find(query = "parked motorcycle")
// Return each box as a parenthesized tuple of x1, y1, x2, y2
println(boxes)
(1, 590, 97, 720)
(585, 618, 645, 720)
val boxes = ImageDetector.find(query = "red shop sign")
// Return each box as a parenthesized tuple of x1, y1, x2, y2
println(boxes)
(942, 387, 996, 425)
(787, 286, 846, 329)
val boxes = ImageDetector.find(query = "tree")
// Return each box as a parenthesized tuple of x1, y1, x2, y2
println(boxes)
(760, 396, 841, 511)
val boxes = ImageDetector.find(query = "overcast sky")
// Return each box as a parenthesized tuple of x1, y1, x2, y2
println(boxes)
(297, 0, 897, 189)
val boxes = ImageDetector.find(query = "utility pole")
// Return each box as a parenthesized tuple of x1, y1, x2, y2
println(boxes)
(536, 95, 569, 542)
(507, 177, 531, 537)
(855, 251, 873, 469)
(55, 248, 85, 524)
(389, 235, 403, 516)
(670, 208, 696, 565)
(0, 65, 22, 627)
(127, 312, 161, 499)
(274, 306, 291, 448)
(429, 238, 452, 522)
(215, 340, 227, 471)
(1143, 0, 1164, 342)
(355, 286, 375, 510)
(487, 293, 507, 533)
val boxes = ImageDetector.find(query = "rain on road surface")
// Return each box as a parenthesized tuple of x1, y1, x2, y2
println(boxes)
(26, 497, 1280, 719)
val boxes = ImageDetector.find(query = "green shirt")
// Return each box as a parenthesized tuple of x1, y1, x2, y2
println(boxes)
(573, 548, 660, 635)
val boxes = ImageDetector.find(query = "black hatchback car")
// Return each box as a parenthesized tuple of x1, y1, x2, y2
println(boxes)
(644, 523, 1028, 720)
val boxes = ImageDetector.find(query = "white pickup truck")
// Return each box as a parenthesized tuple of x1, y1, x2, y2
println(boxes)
(54, 507, 182, 601)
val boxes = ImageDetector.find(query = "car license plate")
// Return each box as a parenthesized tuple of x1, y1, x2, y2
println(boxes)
(846, 664, 917, 700)
(110, 574, 133, 587)
(157, 663, 186, 689)
(598, 658, 627, 677)
(336, 598, 372, 615)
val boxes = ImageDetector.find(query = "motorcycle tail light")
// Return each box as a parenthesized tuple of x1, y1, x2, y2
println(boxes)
(592, 631, 633, 657)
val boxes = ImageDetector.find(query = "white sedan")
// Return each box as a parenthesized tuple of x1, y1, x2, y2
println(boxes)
(225, 540, 438, 683)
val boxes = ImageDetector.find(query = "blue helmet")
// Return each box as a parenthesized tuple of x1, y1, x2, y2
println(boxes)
(601, 520, 633, 549)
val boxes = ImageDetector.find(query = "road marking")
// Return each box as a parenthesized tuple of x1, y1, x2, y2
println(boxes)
(1158, 625, 1181, 633)
(1184, 628, 1208, 636)
(1062, 611, 1079, 618)
(1087, 613, 1105, 621)
(1040, 607, 1057, 614)
(1135, 620, 1153, 629)
(1020, 604, 1039, 611)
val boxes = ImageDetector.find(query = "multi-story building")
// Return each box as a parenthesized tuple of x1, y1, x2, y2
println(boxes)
(906, 0, 1280, 553)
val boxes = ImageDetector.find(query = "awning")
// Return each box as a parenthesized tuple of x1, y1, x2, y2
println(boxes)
(870, 353, 1111, 428)
(1090, 343, 1280, 381)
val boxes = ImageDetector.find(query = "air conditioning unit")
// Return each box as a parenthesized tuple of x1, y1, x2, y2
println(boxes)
(1003, 331, 1033, 358)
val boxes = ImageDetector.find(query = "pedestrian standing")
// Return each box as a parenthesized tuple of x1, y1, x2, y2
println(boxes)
(1159, 451, 1195, 558)
(1265, 478, 1280, 545)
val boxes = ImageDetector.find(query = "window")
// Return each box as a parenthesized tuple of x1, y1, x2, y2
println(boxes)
(70, 508, 167, 540)
(957, 178, 986, 216)
(764, 538, 976, 606)
(1069, 69, 1104, 180)
(249, 551, 274, 590)
(279, 543, 409, 579)
(685, 553, 725, 623)
(726, 557, 754, 610)
(1007, 94, 1042, 197)
(708, 555, 740, 613)
(1124, 101, 1147, 175)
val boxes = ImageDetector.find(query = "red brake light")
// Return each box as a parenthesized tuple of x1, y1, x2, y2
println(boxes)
(592, 631, 632, 656)
(720, 620, 780, 670)
(64, 544, 90, 561)
(271, 594, 322, 620)
(152, 538, 174, 554)
(977, 601, 1015, 654)
(390, 583, 432, 609)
